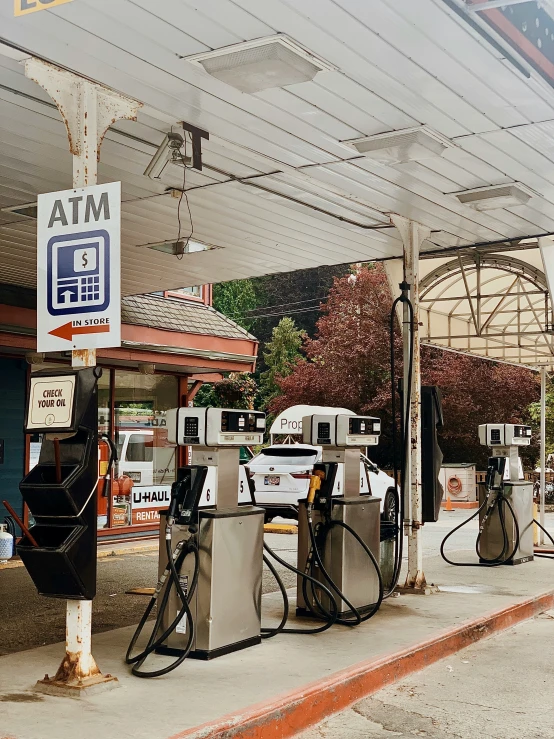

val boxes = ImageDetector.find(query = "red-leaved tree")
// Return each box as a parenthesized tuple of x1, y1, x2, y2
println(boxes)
(271, 265, 539, 468)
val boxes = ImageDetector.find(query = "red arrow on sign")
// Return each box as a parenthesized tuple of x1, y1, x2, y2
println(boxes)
(49, 322, 110, 342)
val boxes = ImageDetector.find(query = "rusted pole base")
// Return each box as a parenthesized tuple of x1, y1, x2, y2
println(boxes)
(396, 571, 439, 596)
(35, 659, 118, 699)
(34, 600, 119, 698)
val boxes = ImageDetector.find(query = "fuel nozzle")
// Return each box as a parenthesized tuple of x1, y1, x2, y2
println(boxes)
(307, 469, 326, 510)
(166, 477, 190, 537)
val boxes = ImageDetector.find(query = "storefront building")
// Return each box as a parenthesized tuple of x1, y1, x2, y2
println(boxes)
(0, 283, 258, 540)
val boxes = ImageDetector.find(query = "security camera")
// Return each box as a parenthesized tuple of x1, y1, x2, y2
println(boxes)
(144, 132, 192, 180)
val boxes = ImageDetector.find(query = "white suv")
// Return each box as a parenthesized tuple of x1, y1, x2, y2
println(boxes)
(247, 443, 397, 523)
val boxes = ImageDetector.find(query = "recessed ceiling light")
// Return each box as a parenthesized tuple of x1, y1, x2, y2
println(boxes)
(454, 183, 534, 211)
(1, 202, 38, 220)
(145, 239, 217, 256)
(346, 126, 454, 164)
(185, 35, 336, 94)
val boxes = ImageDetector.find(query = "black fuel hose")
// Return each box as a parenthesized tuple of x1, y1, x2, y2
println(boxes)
(248, 480, 340, 636)
(440, 492, 520, 567)
(261, 539, 340, 636)
(100, 433, 118, 472)
(250, 476, 383, 631)
(329, 519, 384, 622)
(126, 536, 199, 677)
(304, 509, 362, 626)
(533, 517, 554, 558)
(263, 504, 384, 630)
(385, 286, 414, 597)
(302, 513, 384, 626)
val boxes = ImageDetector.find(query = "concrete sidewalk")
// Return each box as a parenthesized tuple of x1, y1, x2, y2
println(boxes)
(1, 553, 554, 739)
(298, 613, 554, 738)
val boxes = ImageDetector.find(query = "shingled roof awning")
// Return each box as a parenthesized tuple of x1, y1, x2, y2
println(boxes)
(121, 294, 255, 342)
(0, 287, 258, 376)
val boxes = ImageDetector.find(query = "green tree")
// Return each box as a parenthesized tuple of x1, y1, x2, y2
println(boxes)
(251, 265, 349, 347)
(259, 317, 305, 409)
(272, 264, 539, 468)
(212, 279, 257, 332)
(194, 372, 258, 410)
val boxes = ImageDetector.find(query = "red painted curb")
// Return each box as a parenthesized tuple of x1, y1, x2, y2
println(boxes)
(170, 589, 554, 739)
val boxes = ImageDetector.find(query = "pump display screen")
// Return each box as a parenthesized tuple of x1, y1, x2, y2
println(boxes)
(221, 411, 264, 433)
(349, 418, 380, 435)
(317, 422, 331, 445)
(514, 426, 532, 438)
(183, 416, 200, 445)
(491, 428, 501, 443)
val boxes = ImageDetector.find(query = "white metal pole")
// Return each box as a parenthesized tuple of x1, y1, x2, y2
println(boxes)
(25, 58, 140, 691)
(390, 216, 430, 591)
(405, 223, 423, 587)
(402, 297, 412, 526)
(540, 367, 546, 546)
(64, 78, 99, 682)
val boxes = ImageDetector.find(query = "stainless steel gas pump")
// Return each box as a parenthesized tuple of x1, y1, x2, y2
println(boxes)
(126, 407, 266, 677)
(477, 423, 534, 565)
(441, 423, 534, 568)
(296, 413, 383, 619)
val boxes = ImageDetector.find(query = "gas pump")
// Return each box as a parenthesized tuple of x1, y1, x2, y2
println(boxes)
(441, 423, 534, 567)
(126, 407, 266, 678)
(295, 413, 384, 622)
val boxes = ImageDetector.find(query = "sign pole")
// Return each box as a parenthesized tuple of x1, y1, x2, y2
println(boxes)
(65, 75, 98, 695)
(26, 58, 140, 696)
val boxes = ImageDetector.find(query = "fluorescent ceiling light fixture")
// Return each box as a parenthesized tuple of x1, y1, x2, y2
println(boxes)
(144, 132, 192, 180)
(455, 183, 534, 210)
(185, 35, 336, 94)
(0, 42, 31, 62)
(346, 127, 454, 164)
(1, 202, 37, 219)
(145, 239, 217, 256)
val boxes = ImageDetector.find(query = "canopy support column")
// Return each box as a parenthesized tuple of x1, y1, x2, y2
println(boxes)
(25, 58, 140, 697)
(391, 215, 431, 593)
(540, 366, 547, 545)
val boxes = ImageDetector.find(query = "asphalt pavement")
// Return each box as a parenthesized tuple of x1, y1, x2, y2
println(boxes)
(298, 612, 554, 739)
(0, 532, 299, 655)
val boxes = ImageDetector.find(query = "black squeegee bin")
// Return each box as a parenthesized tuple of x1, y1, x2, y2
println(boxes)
(17, 521, 96, 600)
(19, 433, 96, 518)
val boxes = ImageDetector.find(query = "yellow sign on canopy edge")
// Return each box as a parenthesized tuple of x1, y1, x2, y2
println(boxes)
(15, 0, 74, 17)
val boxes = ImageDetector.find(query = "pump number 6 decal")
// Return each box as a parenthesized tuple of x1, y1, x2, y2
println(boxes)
(206, 489, 210, 501)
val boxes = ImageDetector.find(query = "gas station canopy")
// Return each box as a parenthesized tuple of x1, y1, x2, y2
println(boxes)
(386, 237, 554, 368)
(3, 1, 554, 367)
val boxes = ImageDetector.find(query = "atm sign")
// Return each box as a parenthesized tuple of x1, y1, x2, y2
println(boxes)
(14, 0, 74, 16)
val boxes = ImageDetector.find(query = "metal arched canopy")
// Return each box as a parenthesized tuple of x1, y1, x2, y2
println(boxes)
(386, 236, 554, 370)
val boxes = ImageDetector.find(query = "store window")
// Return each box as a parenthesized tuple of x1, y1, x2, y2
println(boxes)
(167, 285, 203, 299)
(27, 365, 177, 533)
(111, 371, 178, 529)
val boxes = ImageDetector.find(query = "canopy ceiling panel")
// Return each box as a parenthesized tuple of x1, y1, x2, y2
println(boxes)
(2, 0, 554, 305)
